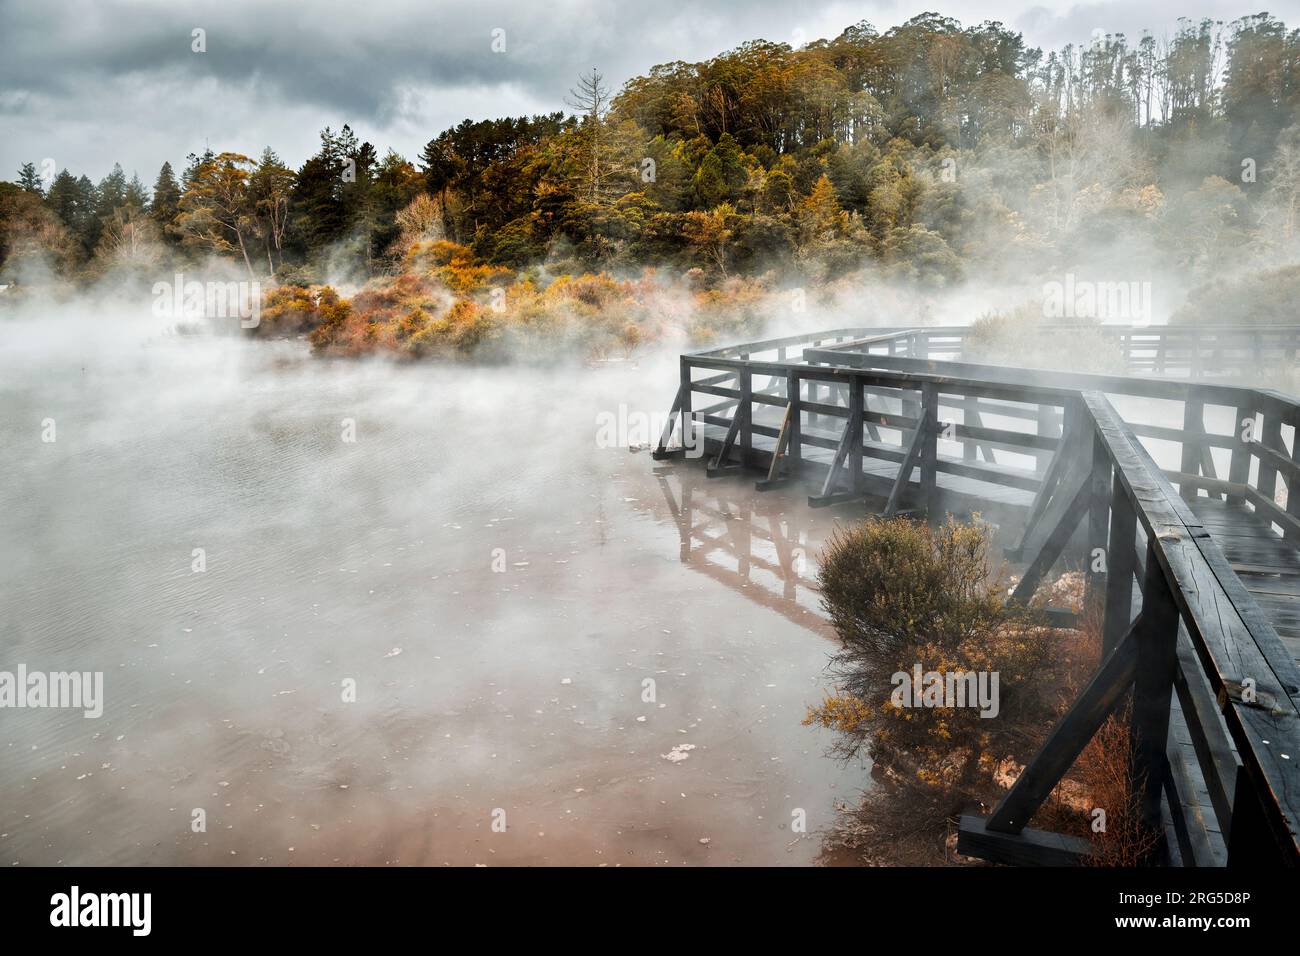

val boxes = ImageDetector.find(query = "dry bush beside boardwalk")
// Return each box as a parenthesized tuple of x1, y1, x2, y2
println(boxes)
(809, 515, 1157, 865)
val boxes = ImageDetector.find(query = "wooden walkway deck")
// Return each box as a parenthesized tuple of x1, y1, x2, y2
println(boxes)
(1187, 497, 1300, 660)
(654, 323, 1300, 867)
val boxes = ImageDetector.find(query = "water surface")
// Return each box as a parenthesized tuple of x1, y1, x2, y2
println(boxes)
(0, 315, 863, 865)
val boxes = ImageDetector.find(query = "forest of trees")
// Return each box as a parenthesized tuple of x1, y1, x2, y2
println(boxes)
(4, 13, 1300, 356)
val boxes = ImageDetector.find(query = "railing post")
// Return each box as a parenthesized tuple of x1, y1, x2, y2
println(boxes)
(1130, 539, 1180, 836)
(962, 395, 977, 462)
(740, 367, 752, 470)
(680, 356, 694, 451)
(1228, 405, 1254, 504)
(1258, 412, 1283, 504)
(1179, 399, 1205, 502)
(1227, 765, 1289, 866)
(920, 382, 938, 512)
(1035, 403, 1059, 475)
(899, 380, 918, 433)
(1101, 473, 1138, 655)
(1086, 428, 1111, 617)
(786, 370, 802, 475)
(1287, 410, 1300, 542)
(849, 376, 864, 494)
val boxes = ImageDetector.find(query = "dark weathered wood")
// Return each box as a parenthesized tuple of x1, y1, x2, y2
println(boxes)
(1084, 391, 1300, 864)
(1010, 427, 1072, 560)
(811, 412, 858, 502)
(1131, 539, 1182, 834)
(883, 417, 926, 518)
(705, 399, 745, 476)
(919, 382, 938, 510)
(759, 400, 794, 487)
(786, 370, 802, 473)
(957, 814, 1091, 866)
(986, 618, 1141, 833)
(1102, 472, 1138, 655)
(1172, 634, 1238, 835)
(1009, 472, 1090, 606)
(849, 378, 864, 494)
(739, 368, 753, 470)
(1087, 429, 1112, 614)
(1228, 405, 1255, 505)
(667, 325, 1300, 867)
(651, 383, 685, 460)
(1179, 399, 1205, 502)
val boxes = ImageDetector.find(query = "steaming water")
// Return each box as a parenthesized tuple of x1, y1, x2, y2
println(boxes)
(0, 315, 860, 866)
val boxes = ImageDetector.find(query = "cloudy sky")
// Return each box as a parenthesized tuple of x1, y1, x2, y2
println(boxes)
(2, 0, 1296, 186)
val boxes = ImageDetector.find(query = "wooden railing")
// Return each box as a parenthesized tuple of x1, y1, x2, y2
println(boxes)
(654, 322, 1300, 866)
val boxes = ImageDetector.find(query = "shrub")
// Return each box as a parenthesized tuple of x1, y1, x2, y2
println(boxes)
(806, 516, 1057, 807)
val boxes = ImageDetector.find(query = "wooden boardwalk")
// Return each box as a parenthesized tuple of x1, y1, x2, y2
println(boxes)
(1187, 498, 1300, 661)
(654, 323, 1300, 867)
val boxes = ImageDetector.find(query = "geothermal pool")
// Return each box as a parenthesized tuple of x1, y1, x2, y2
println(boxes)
(0, 317, 863, 865)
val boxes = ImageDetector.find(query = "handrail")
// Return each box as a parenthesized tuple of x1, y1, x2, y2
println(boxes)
(1084, 391, 1300, 863)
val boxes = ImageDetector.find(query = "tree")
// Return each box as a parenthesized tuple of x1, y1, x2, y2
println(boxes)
(124, 172, 149, 211)
(17, 162, 44, 196)
(692, 133, 748, 207)
(249, 148, 295, 275)
(174, 152, 258, 277)
(45, 170, 98, 259)
(151, 162, 182, 240)
(682, 204, 734, 275)
(94, 163, 127, 221)
(0, 184, 73, 276)
(566, 69, 614, 201)
(95, 205, 162, 268)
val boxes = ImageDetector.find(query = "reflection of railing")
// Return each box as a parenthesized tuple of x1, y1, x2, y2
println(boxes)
(654, 323, 1300, 867)
(651, 467, 828, 633)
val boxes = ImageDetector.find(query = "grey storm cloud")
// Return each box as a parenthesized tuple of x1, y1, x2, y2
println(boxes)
(3, 0, 1299, 182)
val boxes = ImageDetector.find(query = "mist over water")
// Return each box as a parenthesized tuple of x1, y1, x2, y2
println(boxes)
(0, 309, 862, 865)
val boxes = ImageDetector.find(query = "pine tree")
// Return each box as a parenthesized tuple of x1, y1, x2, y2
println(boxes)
(17, 162, 44, 196)
(125, 172, 149, 211)
(95, 163, 127, 220)
(151, 162, 182, 239)
(45, 171, 80, 227)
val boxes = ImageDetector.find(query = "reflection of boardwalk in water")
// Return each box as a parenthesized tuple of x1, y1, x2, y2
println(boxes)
(651, 465, 834, 636)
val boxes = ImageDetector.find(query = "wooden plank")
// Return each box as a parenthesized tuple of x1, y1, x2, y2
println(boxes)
(920, 382, 938, 510)
(1084, 390, 1300, 863)
(1179, 399, 1206, 502)
(986, 619, 1141, 833)
(1173, 632, 1240, 838)
(883, 418, 926, 518)
(706, 402, 745, 476)
(1228, 405, 1254, 505)
(1009, 471, 1090, 606)
(849, 377, 864, 495)
(1103, 473, 1139, 654)
(758, 400, 794, 487)
(956, 814, 1091, 866)
(1087, 429, 1113, 613)
(809, 413, 857, 504)
(1131, 540, 1182, 833)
